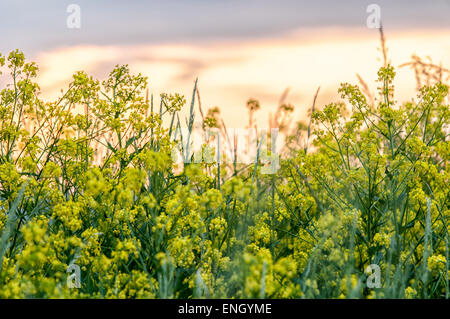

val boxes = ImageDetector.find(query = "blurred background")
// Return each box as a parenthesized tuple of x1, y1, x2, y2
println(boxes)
(1, 0, 450, 127)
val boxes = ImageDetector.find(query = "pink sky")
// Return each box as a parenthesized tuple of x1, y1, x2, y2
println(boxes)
(30, 26, 450, 129)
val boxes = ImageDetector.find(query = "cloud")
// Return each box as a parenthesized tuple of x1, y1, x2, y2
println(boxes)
(29, 26, 450, 128)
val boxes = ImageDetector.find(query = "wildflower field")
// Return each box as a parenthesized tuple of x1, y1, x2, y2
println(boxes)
(0, 48, 448, 299)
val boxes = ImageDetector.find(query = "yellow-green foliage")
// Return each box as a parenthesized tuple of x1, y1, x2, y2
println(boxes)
(0, 51, 448, 298)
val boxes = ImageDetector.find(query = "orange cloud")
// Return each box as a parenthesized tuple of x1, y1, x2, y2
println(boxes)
(33, 26, 450, 128)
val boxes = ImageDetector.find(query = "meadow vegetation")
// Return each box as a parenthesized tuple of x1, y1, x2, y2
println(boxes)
(0, 46, 448, 298)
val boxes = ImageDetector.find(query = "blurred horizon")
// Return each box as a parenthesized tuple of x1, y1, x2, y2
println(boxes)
(1, 0, 450, 127)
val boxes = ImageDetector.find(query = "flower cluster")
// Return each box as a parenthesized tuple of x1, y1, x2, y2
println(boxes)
(0, 52, 448, 299)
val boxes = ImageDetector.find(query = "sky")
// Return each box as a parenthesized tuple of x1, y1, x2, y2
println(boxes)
(1, 0, 450, 127)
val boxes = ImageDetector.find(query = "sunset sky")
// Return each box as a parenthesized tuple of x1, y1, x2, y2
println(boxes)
(1, 0, 450, 127)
